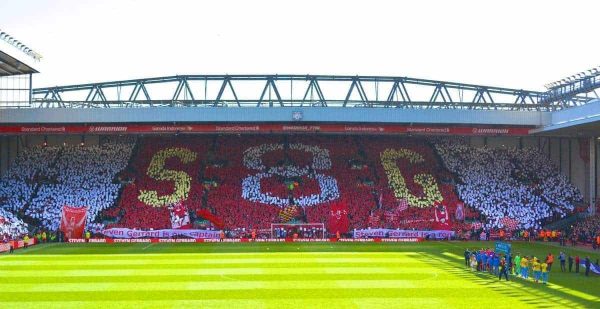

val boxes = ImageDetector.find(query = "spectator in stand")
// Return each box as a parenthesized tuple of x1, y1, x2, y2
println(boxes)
(0, 209, 28, 240)
(571, 215, 600, 246)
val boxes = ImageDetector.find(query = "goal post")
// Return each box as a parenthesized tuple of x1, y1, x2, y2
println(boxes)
(270, 223, 326, 239)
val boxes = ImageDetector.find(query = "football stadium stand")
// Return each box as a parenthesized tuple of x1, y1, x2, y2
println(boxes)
(0, 138, 134, 237)
(0, 135, 586, 239)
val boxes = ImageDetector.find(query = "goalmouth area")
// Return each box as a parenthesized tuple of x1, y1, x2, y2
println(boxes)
(1, 241, 598, 309)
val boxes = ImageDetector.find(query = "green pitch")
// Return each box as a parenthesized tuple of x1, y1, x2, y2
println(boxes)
(1, 242, 598, 308)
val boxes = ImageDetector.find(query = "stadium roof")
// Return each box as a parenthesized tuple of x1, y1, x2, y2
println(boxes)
(30, 74, 595, 111)
(0, 29, 41, 76)
(0, 50, 38, 76)
(531, 99, 600, 136)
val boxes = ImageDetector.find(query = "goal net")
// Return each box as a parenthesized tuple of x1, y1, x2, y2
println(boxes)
(270, 223, 326, 239)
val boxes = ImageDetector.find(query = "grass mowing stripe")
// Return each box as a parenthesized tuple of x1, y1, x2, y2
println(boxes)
(2, 242, 598, 308)
(0, 272, 456, 284)
(0, 266, 442, 277)
(0, 288, 536, 303)
(0, 262, 436, 271)
(3, 251, 424, 261)
(0, 256, 431, 266)
(7, 242, 448, 255)
(4, 279, 499, 292)
(0, 298, 446, 309)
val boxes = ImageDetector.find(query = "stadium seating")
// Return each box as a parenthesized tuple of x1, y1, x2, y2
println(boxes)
(109, 136, 212, 229)
(0, 135, 584, 237)
(572, 215, 600, 243)
(0, 138, 134, 236)
(105, 135, 468, 232)
(0, 145, 61, 238)
(0, 145, 60, 212)
(433, 138, 582, 230)
(27, 140, 134, 231)
(359, 136, 468, 230)
(0, 208, 28, 240)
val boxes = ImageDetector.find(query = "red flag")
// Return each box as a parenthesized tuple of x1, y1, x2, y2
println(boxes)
(60, 206, 87, 239)
(196, 209, 224, 230)
(327, 201, 349, 234)
(434, 204, 450, 229)
(169, 202, 191, 229)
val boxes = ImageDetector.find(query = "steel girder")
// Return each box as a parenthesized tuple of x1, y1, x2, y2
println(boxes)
(30, 74, 593, 110)
(541, 73, 600, 108)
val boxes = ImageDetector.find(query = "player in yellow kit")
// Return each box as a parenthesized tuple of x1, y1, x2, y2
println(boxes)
(532, 258, 541, 283)
(541, 262, 549, 284)
(520, 256, 529, 279)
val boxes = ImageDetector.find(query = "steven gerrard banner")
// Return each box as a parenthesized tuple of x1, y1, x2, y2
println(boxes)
(102, 228, 221, 239)
(60, 206, 88, 239)
(353, 228, 454, 239)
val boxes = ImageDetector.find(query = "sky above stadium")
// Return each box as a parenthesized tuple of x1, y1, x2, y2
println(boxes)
(1, 0, 598, 90)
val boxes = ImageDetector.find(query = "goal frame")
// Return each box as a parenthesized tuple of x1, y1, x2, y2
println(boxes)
(270, 223, 326, 239)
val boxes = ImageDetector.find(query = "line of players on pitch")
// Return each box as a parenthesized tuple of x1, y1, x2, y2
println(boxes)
(465, 249, 556, 284)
